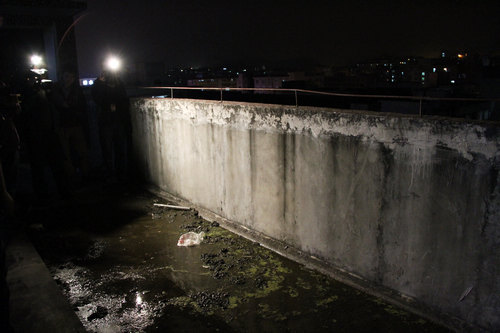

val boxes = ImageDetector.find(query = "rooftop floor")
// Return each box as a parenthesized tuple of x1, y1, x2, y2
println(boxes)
(5, 181, 452, 332)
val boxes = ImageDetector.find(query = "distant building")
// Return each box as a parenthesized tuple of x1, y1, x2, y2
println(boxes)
(237, 72, 253, 88)
(187, 77, 237, 88)
(252, 73, 288, 93)
(286, 71, 325, 89)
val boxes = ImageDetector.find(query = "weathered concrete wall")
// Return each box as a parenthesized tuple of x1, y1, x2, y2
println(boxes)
(131, 98, 500, 330)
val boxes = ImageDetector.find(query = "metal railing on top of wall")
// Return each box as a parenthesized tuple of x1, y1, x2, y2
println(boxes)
(137, 86, 500, 119)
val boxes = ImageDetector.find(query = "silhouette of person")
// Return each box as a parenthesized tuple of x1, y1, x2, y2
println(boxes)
(91, 70, 131, 183)
(52, 67, 90, 184)
(19, 71, 70, 203)
(0, 79, 20, 199)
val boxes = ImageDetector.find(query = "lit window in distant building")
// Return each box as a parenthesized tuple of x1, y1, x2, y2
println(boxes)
(401, 72, 404, 76)
(451, 80, 455, 84)
(441, 52, 446, 58)
(458, 54, 464, 58)
(421, 72, 425, 76)
(433, 68, 436, 73)
(83, 80, 88, 86)
(89, 80, 94, 85)
(421, 77, 425, 81)
(443, 68, 448, 72)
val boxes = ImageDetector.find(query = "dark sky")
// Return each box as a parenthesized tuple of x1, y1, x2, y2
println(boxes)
(75, 0, 500, 77)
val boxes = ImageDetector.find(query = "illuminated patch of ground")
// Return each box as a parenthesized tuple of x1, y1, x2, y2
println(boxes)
(28, 187, 451, 332)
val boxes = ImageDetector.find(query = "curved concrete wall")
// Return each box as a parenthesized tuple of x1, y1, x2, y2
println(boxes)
(131, 98, 500, 330)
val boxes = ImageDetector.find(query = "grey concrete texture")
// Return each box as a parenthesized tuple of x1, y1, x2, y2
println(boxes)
(6, 233, 86, 333)
(131, 98, 500, 331)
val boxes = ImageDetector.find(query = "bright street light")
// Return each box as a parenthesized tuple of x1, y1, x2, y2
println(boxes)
(30, 54, 42, 67)
(105, 56, 121, 72)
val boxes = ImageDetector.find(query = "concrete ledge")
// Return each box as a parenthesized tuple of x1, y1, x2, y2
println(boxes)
(133, 98, 500, 330)
(151, 186, 473, 333)
(6, 232, 85, 333)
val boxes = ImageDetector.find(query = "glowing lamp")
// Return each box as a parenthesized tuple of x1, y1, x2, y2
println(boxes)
(30, 54, 42, 67)
(105, 56, 121, 72)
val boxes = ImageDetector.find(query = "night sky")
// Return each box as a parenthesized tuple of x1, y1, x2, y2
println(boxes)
(75, 0, 500, 77)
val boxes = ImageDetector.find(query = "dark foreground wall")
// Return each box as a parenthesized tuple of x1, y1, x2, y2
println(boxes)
(131, 98, 500, 330)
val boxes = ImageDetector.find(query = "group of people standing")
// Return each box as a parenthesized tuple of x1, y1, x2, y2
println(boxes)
(1, 65, 131, 211)
(0, 65, 131, 331)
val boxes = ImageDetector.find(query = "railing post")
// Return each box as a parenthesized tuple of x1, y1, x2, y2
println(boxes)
(171, 88, 173, 99)
(419, 98, 422, 117)
(220, 88, 223, 102)
(295, 90, 298, 107)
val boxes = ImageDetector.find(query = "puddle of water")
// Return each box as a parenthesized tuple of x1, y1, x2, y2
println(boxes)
(29, 189, 451, 332)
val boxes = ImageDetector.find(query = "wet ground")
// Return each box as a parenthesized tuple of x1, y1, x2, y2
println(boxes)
(26, 184, 451, 333)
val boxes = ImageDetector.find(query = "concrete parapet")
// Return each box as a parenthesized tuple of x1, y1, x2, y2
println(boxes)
(131, 98, 500, 331)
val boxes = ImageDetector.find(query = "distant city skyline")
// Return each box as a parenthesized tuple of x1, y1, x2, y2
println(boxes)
(75, 0, 500, 77)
